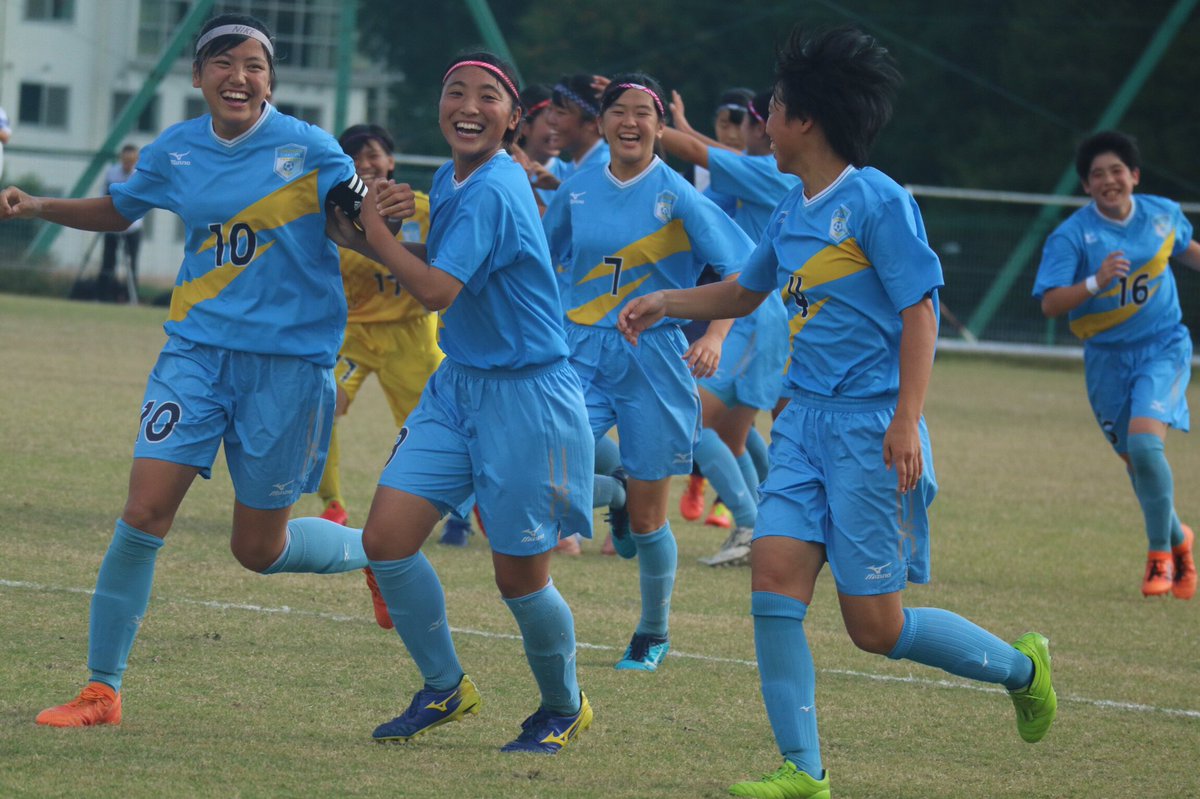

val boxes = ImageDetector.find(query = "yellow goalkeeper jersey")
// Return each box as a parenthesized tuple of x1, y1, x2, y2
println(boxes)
(341, 190, 431, 324)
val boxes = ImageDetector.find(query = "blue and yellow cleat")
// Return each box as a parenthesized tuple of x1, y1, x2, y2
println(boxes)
(604, 469, 637, 559)
(372, 674, 481, 742)
(615, 632, 670, 671)
(500, 693, 592, 754)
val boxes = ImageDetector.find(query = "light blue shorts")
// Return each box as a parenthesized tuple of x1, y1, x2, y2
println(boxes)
(378, 358, 595, 556)
(1084, 324, 1192, 453)
(755, 391, 937, 596)
(567, 322, 700, 481)
(699, 294, 789, 411)
(133, 337, 335, 510)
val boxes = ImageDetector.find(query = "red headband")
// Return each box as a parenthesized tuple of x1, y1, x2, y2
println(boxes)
(526, 98, 551, 117)
(442, 60, 521, 107)
(747, 98, 765, 124)
(611, 82, 665, 116)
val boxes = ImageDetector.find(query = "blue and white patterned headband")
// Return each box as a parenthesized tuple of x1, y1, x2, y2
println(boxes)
(554, 83, 600, 117)
(195, 24, 275, 58)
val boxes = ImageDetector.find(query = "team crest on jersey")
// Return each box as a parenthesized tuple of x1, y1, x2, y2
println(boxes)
(401, 220, 421, 242)
(654, 190, 677, 223)
(1152, 213, 1171, 238)
(829, 204, 851, 242)
(274, 144, 307, 182)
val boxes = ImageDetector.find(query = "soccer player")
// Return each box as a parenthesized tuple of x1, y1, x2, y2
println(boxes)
(1033, 130, 1200, 599)
(542, 74, 754, 671)
(663, 87, 797, 566)
(513, 83, 568, 212)
(326, 52, 595, 753)
(619, 27, 1056, 797)
(547, 73, 609, 181)
(315, 124, 442, 531)
(3, 14, 371, 728)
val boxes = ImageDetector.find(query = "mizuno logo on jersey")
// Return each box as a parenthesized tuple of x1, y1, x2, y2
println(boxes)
(169, 151, 192, 166)
(570, 191, 586, 205)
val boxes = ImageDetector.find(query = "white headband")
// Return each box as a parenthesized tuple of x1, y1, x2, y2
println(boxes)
(195, 24, 274, 58)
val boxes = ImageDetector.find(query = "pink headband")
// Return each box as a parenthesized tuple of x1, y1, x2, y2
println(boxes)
(747, 98, 765, 124)
(612, 82, 665, 116)
(442, 60, 521, 107)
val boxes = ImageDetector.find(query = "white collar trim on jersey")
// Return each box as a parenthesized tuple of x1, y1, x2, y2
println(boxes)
(209, 102, 274, 148)
(1090, 196, 1137, 227)
(574, 137, 605, 169)
(604, 156, 662, 189)
(803, 163, 857, 207)
(451, 149, 506, 190)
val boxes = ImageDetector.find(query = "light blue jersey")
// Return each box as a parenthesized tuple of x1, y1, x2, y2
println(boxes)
(1033, 195, 1193, 345)
(544, 157, 753, 329)
(708, 148, 801, 242)
(558, 139, 610, 183)
(534, 155, 571, 207)
(111, 104, 355, 367)
(427, 151, 570, 370)
(739, 166, 944, 399)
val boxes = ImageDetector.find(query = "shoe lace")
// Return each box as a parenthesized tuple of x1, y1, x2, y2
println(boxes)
(761, 764, 796, 783)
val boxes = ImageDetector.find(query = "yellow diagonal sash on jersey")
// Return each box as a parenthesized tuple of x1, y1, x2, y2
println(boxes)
(1069, 231, 1175, 340)
(791, 237, 871, 290)
(567, 219, 691, 325)
(780, 296, 830, 375)
(169, 169, 322, 323)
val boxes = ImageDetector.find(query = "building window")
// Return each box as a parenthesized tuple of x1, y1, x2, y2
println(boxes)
(18, 82, 69, 128)
(25, 0, 75, 20)
(276, 102, 322, 128)
(138, 0, 340, 68)
(184, 97, 208, 121)
(112, 92, 161, 134)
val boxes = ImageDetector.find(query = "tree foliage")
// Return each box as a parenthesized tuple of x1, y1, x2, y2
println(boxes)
(357, 0, 1200, 198)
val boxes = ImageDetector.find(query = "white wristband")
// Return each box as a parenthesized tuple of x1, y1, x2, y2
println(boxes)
(1085, 275, 1100, 295)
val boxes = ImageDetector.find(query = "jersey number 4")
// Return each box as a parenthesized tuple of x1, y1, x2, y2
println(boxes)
(786, 274, 811, 318)
(208, 222, 258, 267)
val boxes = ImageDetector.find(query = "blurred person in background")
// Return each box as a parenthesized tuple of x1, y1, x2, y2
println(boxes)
(98, 144, 143, 302)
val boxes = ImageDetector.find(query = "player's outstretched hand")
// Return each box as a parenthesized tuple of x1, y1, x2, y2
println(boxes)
(669, 90, 693, 133)
(683, 331, 722, 378)
(617, 291, 668, 345)
(375, 179, 415, 221)
(590, 74, 611, 97)
(883, 416, 923, 495)
(0, 187, 41, 220)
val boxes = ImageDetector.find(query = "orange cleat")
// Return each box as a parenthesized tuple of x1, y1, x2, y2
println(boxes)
(1141, 551, 1174, 597)
(680, 475, 706, 521)
(553, 535, 582, 556)
(36, 682, 122, 727)
(705, 501, 733, 530)
(320, 499, 349, 526)
(363, 567, 394, 629)
(1172, 524, 1196, 600)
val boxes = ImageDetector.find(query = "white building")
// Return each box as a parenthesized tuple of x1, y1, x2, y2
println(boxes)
(0, 0, 397, 283)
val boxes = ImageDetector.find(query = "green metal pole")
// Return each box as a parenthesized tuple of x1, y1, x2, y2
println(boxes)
(966, 0, 1199, 339)
(333, 1, 357, 135)
(27, 0, 216, 259)
(463, 0, 524, 86)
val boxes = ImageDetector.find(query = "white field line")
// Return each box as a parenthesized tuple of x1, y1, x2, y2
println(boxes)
(4, 578, 1198, 721)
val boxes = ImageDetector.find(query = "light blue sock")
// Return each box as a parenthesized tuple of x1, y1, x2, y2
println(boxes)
(1170, 511, 1185, 548)
(89, 519, 165, 691)
(633, 523, 676, 638)
(888, 607, 1032, 691)
(1127, 433, 1176, 552)
(261, 517, 367, 574)
(594, 474, 626, 509)
(751, 591, 822, 779)
(369, 553, 463, 691)
(502, 580, 580, 715)
(694, 427, 754, 528)
(736, 452, 761, 505)
(746, 426, 770, 482)
(594, 434, 622, 476)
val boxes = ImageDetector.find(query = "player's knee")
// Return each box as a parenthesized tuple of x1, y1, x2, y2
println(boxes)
(630, 507, 666, 535)
(844, 619, 901, 655)
(229, 539, 277, 573)
(119, 501, 174, 537)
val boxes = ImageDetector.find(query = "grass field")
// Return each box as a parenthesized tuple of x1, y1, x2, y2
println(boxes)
(1, 293, 1197, 799)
